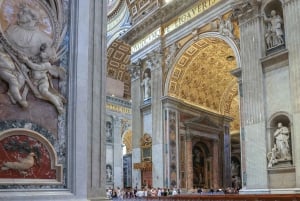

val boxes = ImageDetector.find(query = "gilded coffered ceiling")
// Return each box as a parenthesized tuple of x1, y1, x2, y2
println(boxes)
(168, 37, 240, 131)
(107, 39, 131, 99)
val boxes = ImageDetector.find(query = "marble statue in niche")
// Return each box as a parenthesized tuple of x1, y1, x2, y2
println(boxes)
(106, 164, 112, 182)
(263, 10, 284, 49)
(267, 122, 291, 167)
(0, 1, 67, 114)
(141, 71, 151, 100)
(106, 121, 113, 142)
(274, 122, 290, 160)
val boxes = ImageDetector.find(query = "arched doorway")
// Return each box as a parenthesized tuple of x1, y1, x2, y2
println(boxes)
(165, 33, 241, 190)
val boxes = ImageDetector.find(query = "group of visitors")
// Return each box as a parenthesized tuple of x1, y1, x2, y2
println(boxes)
(106, 185, 242, 200)
(191, 186, 239, 195)
(106, 186, 180, 200)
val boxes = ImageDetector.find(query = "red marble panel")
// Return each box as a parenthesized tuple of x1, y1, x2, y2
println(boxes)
(0, 134, 56, 179)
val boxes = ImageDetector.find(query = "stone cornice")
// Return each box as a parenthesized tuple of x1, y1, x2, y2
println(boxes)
(106, 96, 132, 108)
(121, 0, 198, 45)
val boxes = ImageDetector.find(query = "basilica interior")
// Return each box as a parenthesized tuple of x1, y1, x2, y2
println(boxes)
(106, 0, 299, 195)
(0, 0, 299, 201)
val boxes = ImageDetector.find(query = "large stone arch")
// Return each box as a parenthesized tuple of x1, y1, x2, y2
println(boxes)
(164, 32, 241, 96)
(164, 32, 241, 133)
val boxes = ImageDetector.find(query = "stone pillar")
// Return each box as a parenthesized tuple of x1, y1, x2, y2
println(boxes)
(87, 0, 107, 199)
(237, 2, 268, 190)
(283, 0, 300, 187)
(128, 61, 142, 188)
(223, 123, 231, 188)
(212, 139, 219, 189)
(185, 127, 193, 191)
(113, 117, 123, 188)
(148, 51, 165, 188)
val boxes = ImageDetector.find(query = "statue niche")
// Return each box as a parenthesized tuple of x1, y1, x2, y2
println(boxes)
(267, 115, 292, 168)
(141, 68, 151, 101)
(263, 2, 285, 51)
(0, 1, 67, 114)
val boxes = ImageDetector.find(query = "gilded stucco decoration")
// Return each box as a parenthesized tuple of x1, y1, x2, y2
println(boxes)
(140, 133, 152, 148)
(0, 0, 67, 114)
(122, 129, 132, 154)
(107, 39, 131, 99)
(168, 37, 240, 131)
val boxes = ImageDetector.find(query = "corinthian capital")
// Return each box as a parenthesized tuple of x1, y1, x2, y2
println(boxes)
(127, 59, 142, 80)
(232, 0, 261, 21)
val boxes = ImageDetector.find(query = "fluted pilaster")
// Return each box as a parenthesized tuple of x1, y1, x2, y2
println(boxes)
(283, 0, 300, 187)
(149, 50, 165, 188)
(284, 0, 300, 112)
(239, 15, 268, 189)
(240, 17, 264, 125)
(113, 117, 123, 188)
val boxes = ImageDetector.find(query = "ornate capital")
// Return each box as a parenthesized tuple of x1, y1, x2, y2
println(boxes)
(146, 50, 163, 70)
(232, 0, 261, 24)
(165, 43, 180, 74)
(127, 59, 142, 80)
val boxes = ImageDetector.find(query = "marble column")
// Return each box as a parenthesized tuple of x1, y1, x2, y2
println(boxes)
(283, 0, 300, 187)
(212, 139, 219, 189)
(238, 7, 268, 190)
(86, 0, 107, 199)
(223, 124, 231, 188)
(113, 117, 123, 188)
(185, 127, 193, 191)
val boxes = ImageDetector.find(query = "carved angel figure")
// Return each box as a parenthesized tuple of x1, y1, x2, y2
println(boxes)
(267, 144, 278, 168)
(1, 152, 36, 175)
(22, 43, 66, 114)
(0, 45, 27, 107)
(0, 1, 67, 114)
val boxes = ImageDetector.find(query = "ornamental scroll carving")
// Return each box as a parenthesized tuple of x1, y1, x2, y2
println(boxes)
(0, 0, 67, 114)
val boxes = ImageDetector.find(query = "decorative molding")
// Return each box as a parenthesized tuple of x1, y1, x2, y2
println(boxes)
(127, 59, 142, 80)
(232, 0, 261, 25)
(0, 128, 63, 185)
(121, 0, 198, 45)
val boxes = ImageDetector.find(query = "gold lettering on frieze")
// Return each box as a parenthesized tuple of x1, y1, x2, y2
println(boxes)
(131, 27, 161, 53)
(164, 0, 220, 35)
(106, 103, 132, 114)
